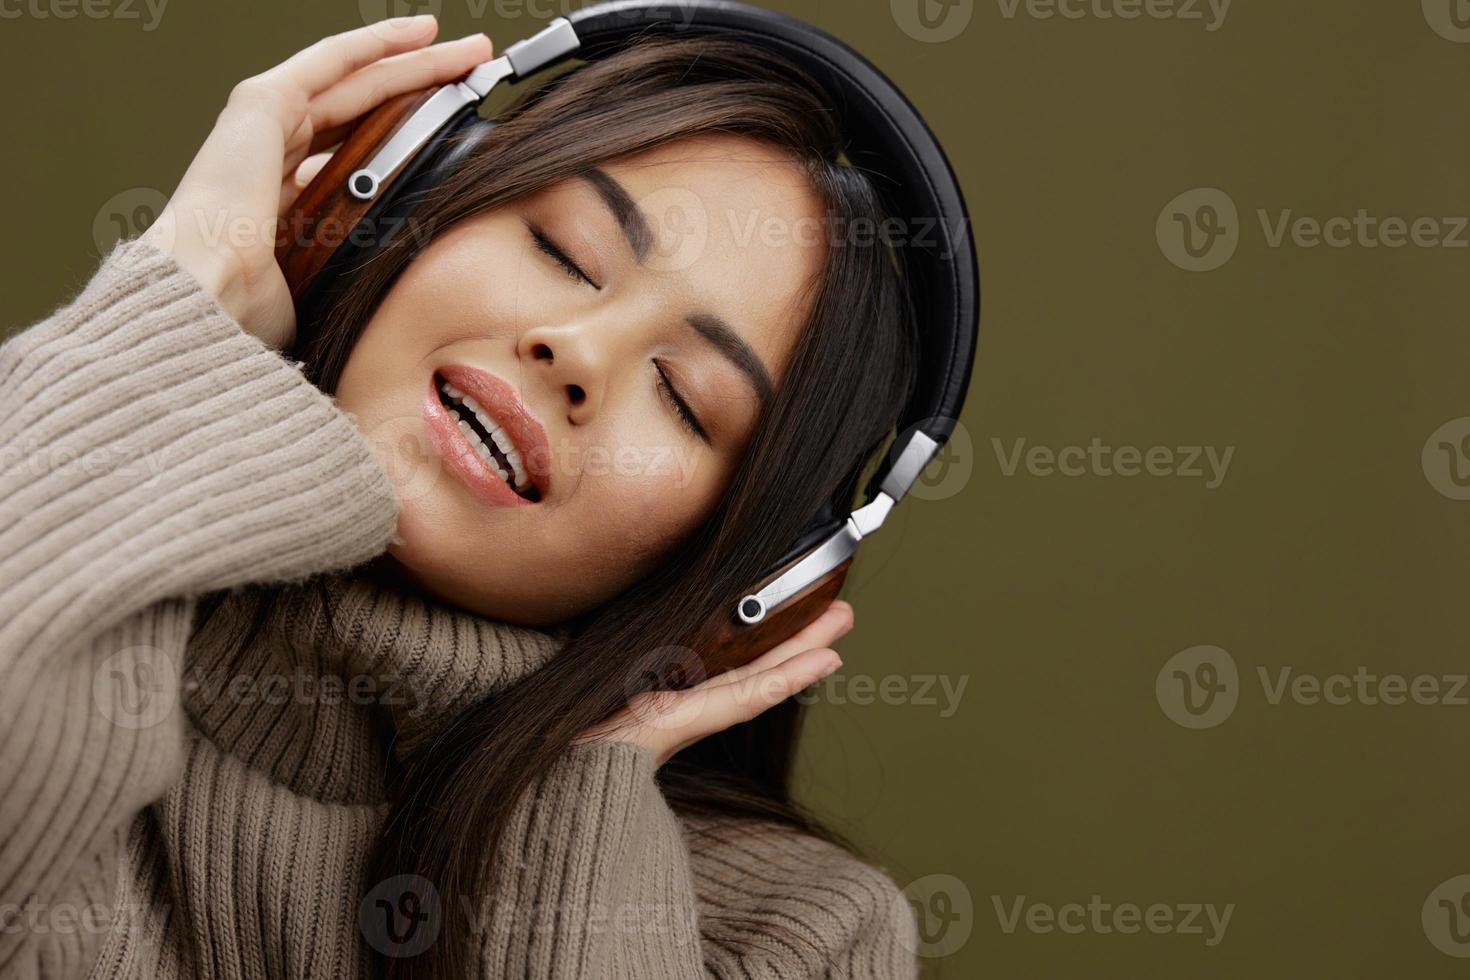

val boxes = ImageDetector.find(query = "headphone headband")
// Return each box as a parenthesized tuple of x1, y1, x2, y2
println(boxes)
(283, 0, 978, 635)
(565, 2, 979, 622)
(570, 1, 978, 447)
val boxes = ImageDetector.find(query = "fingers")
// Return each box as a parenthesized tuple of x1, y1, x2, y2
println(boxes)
(305, 32, 495, 135)
(715, 600, 853, 685)
(271, 25, 490, 194)
(226, 17, 442, 138)
(269, 15, 440, 100)
(687, 647, 842, 742)
(580, 600, 855, 765)
(278, 123, 346, 208)
(278, 150, 334, 214)
(293, 152, 333, 189)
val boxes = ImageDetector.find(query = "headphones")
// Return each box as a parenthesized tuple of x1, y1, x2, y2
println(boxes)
(277, 0, 978, 671)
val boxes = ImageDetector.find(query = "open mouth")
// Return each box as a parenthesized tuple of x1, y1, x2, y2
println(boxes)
(434, 377, 541, 502)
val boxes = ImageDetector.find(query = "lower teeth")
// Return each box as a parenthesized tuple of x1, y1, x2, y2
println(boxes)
(448, 405, 516, 490)
(437, 380, 538, 500)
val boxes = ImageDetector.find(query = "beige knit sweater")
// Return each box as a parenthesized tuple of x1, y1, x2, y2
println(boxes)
(0, 238, 919, 979)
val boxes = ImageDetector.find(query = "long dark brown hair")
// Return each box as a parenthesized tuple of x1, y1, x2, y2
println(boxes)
(206, 34, 917, 977)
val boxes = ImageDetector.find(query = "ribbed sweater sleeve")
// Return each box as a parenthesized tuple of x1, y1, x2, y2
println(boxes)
(0, 238, 400, 974)
(474, 742, 920, 979)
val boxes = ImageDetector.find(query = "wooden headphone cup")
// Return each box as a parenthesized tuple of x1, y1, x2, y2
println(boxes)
(276, 89, 438, 303)
(693, 558, 852, 679)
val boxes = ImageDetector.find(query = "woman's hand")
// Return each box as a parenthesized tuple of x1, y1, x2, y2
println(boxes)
(581, 600, 854, 765)
(139, 16, 494, 350)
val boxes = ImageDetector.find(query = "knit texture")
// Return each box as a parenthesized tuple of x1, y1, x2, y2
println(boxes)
(0, 239, 919, 979)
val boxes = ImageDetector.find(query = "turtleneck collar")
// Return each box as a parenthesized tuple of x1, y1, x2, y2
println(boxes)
(182, 559, 568, 805)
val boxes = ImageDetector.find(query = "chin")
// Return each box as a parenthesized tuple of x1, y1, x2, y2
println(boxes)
(382, 533, 574, 628)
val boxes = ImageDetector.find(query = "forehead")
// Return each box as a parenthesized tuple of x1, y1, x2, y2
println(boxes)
(596, 134, 829, 381)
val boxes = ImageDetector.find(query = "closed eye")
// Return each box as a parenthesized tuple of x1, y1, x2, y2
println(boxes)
(654, 360, 710, 444)
(527, 222, 598, 288)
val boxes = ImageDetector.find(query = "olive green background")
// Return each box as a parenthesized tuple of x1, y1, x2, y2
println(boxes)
(5, 0, 1469, 976)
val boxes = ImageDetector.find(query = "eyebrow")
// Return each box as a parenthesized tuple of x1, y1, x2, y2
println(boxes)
(580, 168, 776, 409)
(686, 313, 775, 409)
(580, 168, 653, 263)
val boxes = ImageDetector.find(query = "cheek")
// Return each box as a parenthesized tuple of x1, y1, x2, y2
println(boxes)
(570, 425, 728, 583)
(372, 218, 535, 350)
(336, 225, 532, 441)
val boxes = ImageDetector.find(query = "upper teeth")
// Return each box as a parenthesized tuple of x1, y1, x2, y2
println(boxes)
(439, 380, 531, 493)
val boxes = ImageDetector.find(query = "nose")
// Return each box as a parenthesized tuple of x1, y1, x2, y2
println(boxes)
(515, 322, 605, 425)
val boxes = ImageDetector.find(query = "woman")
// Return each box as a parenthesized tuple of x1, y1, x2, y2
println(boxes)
(0, 15, 921, 979)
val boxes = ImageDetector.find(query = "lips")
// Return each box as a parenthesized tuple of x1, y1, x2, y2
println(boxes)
(422, 365, 552, 508)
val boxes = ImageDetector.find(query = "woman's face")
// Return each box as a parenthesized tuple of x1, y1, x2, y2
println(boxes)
(335, 134, 827, 625)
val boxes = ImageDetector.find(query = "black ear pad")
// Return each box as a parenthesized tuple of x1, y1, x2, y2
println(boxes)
(295, 107, 497, 337)
(772, 503, 843, 571)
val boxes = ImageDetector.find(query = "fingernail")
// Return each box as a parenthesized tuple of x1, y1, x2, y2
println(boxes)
(456, 31, 491, 43)
(821, 655, 842, 678)
(389, 13, 436, 27)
